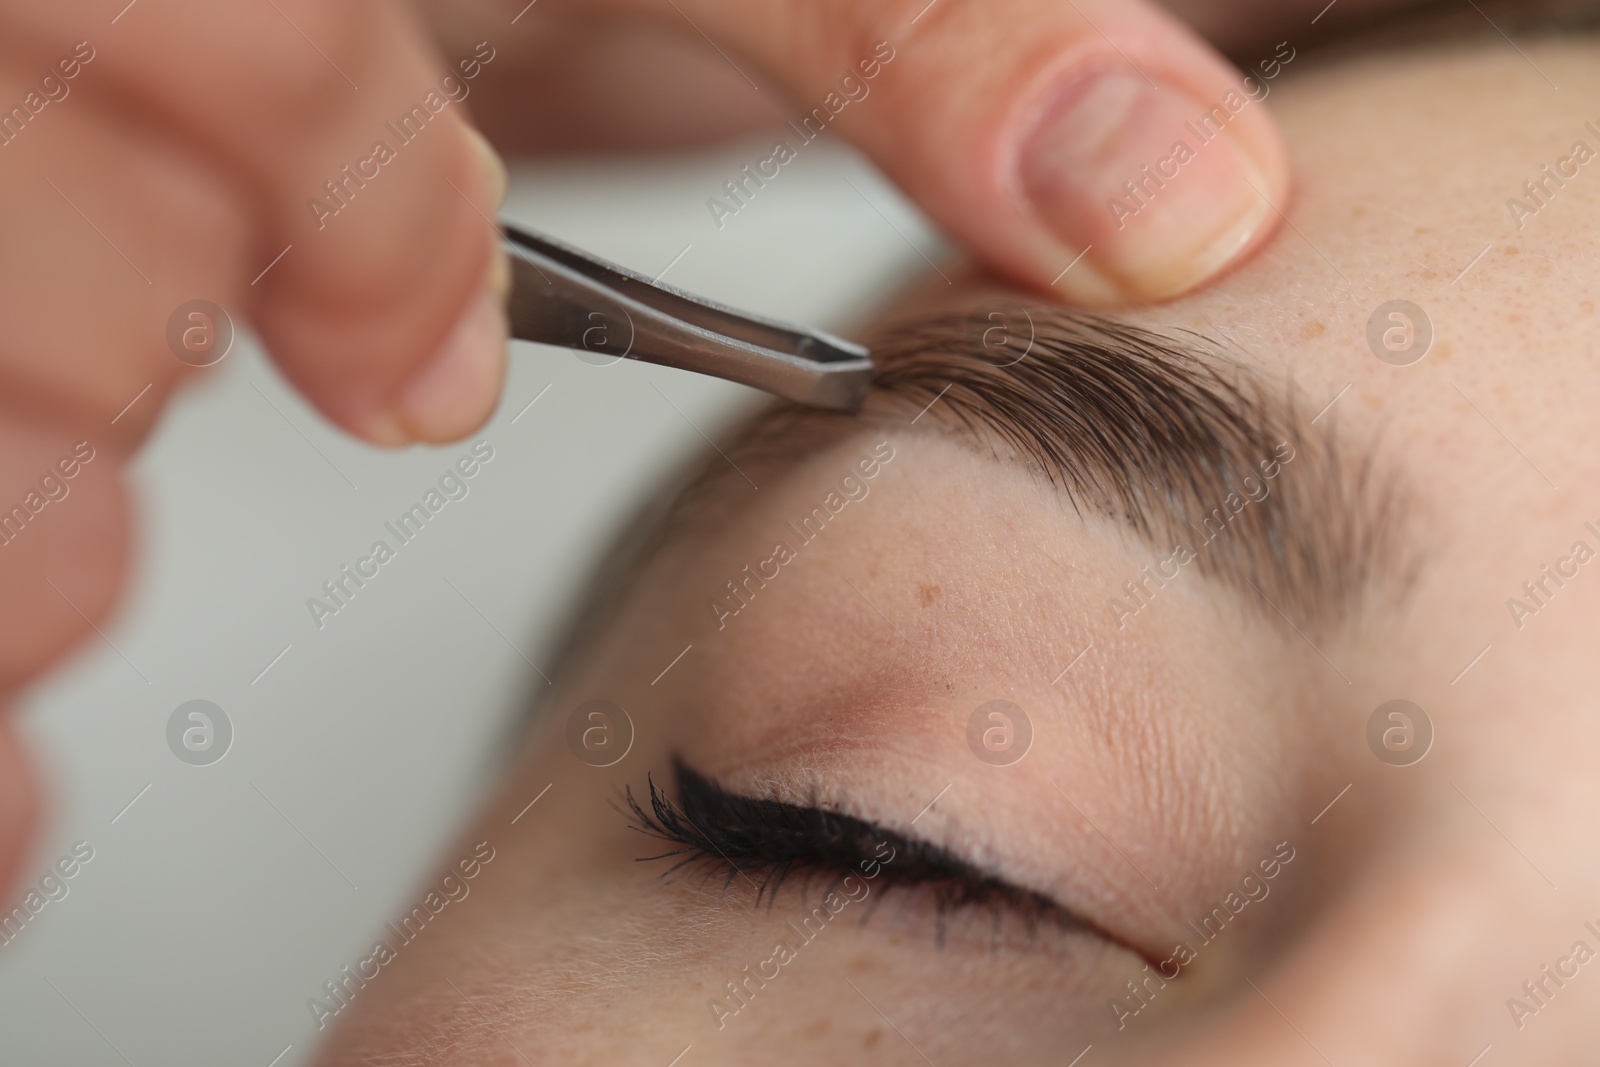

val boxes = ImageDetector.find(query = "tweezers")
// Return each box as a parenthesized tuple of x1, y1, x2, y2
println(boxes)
(501, 221, 873, 412)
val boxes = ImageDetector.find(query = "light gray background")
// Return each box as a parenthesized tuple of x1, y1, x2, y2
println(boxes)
(3, 140, 939, 1066)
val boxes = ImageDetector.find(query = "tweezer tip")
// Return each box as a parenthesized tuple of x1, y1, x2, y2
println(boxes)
(501, 220, 875, 412)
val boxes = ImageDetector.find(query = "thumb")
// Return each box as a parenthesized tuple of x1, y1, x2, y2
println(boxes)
(643, 0, 1290, 304)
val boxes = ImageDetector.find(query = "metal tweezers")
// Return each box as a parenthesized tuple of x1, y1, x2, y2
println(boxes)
(501, 221, 873, 412)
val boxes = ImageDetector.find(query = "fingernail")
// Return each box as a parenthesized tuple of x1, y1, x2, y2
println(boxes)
(463, 125, 512, 305)
(392, 287, 507, 443)
(356, 130, 510, 449)
(463, 124, 507, 209)
(1020, 70, 1274, 303)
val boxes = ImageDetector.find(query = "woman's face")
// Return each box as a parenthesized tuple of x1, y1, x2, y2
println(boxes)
(316, 38, 1600, 1066)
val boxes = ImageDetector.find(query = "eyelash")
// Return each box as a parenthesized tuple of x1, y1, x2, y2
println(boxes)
(623, 759, 1085, 945)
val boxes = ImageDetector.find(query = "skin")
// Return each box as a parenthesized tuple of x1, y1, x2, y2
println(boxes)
(311, 35, 1600, 1067)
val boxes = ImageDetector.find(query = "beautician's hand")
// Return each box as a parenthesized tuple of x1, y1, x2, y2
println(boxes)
(0, 1, 507, 891)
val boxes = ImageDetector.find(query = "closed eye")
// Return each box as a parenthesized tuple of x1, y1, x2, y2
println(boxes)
(624, 757, 1133, 951)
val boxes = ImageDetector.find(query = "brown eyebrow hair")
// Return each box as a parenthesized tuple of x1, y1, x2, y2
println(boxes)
(536, 307, 1413, 695)
(693, 307, 1413, 633)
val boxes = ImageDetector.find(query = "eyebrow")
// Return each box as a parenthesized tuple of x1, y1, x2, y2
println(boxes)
(546, 306, 1414, 685)
(701, 306, 1411, 636)
(846, 308, 1412, 629)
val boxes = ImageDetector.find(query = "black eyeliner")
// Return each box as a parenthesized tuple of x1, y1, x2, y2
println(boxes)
(624, 757, 1100, 946)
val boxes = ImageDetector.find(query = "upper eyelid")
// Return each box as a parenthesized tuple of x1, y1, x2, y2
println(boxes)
(626, 759, 1155, 961)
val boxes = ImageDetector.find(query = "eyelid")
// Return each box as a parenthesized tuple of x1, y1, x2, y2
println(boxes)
(625, 758, 1146, 957)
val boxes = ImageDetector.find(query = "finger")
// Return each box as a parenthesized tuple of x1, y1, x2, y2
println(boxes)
(10, 1, 509, 445)
(256, 108, 511, 448)
(0, 57, 251, 693)
(0, 71, 252, 436)
(612, 0, 1289, 304)
(0, 418, 128, 696)
(0, 39, 248, 901)
(0, 412, 120, 908)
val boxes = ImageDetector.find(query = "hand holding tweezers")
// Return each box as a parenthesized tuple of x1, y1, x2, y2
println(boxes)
(500, 221, 873, 413)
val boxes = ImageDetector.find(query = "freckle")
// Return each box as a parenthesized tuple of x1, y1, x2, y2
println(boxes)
(805, 1018, 831, 1038)
(1414, 227, 1431, 236)
(1505, 245, 1520, 255)
(918, 584, 941, 608)
(1300, 321, 1326, 340)
(1431, 341, 1452, 362)
(1507, 313, 1522, 324)
(1582, 300, 1595, 314)
(863, 1028, 883, 1049)
(851, 953, 875, 973)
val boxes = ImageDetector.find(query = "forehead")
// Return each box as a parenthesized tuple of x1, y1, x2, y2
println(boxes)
(1134, 41, 1600, 375)
(1099, 42, 1600, 547)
